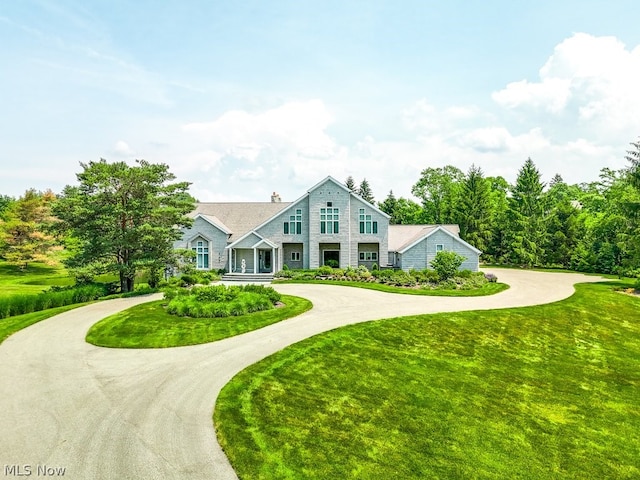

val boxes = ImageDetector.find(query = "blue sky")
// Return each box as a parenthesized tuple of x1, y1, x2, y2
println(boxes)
(2, 0, 640, 202)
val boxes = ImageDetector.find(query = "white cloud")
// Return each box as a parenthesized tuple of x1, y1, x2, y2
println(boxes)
(492, 33, 640, 141)
(113, 140, 134, 156)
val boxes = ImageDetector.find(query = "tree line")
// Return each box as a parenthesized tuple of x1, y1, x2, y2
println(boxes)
(1, 139, 639, 292)
(353, 138, 640, 275)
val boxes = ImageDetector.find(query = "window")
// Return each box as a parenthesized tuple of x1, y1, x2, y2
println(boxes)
(359, 208, 378, 234)
(192, 240, 209, 269)
(320, 207, 339, 234)
(436, 244, 444, 252)
(359, 251, 378, 261)
(284, 209, 302, 234)
(291, 251, 300, 261)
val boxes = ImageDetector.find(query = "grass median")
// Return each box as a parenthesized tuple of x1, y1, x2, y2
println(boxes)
(215, 280, 640, 479)
(86, 294, 312, 348)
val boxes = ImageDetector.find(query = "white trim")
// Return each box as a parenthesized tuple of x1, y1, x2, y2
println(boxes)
(251, 238, 278, 249)
(226, 230, 265, 249)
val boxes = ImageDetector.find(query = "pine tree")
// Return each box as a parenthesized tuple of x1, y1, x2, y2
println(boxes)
(455, 164, 492, 252)
(345, 176, 356, 192)
(0, 189, 57, 269)
(358, 178, 375, 204)
(379, 190, 398, 223)
(507, 158, 547, 267)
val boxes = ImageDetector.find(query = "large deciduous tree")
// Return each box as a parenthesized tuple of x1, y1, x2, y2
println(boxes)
(411, 166, 464, 224)
(53, 159, 195, 292)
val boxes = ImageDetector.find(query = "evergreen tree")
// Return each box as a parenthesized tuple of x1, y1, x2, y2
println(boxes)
(345, 176, 356, 192)
(507, 158, 547, 267)
(379, 190, 398, 223)
(358, 178, 375, 204)
(485, 176, 510, 263)
(0, 189, 57, 269)
(455, 164, 492, 252)
(53, 159, 195, 292)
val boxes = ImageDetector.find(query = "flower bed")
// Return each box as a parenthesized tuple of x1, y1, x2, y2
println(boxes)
(275, 266, 496, 291)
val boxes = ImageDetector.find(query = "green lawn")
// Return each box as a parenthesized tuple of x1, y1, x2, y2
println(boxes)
(215, 281, 640, 479)
(274, 279, 509, 296)
(86, 294, 313, 348)
(0, 261, 73, 297)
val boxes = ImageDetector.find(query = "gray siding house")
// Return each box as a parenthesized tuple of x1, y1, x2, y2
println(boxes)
(175, 176, 481, 274)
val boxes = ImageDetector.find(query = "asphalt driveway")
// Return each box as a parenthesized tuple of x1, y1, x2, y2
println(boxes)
(0, 269, 607, 479)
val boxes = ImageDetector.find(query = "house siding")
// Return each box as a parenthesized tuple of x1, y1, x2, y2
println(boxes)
(400, 229, 479, 272)
(173, 217, 229, 271)
(176, 177, 480, 276)
(257, 197, 311, 270)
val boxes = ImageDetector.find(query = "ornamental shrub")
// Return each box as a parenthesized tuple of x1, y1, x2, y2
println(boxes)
(430, 251, 466, 281)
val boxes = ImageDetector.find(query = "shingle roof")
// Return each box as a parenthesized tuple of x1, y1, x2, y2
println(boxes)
(388, 224, 460, 252)
(191, 202, 292, 241)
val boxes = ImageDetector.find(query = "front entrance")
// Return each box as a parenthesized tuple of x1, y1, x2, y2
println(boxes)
(258, 250, 272, 273)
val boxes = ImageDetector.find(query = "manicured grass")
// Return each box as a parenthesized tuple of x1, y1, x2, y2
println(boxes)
(215, 281, 640, 479)
(86, 294, 313, 348)
(0, 261, 73, 297)
(274, 279, 509, 296)
(0, 303, 88, 344)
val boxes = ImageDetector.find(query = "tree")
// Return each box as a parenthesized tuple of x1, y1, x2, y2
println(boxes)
(379, 191, 426, 224)
(53, 159, 195, 292)
(506, 158, 547, 267)
(455, 164, 492, 252)
(0, 195, 14, 220)
(485, 176, 510, 263)
(411, 166, 464, 224)
(345, 176, 356, 193)
(358, 178, 375, 204)
(0, 189, 57, 269)
(378, 190, 398, 220)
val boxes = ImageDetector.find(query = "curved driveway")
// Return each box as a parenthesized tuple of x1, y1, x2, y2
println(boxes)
(0, 269, 606, 479)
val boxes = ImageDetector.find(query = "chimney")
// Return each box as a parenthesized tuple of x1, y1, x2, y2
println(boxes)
(271, 191, 281, 203)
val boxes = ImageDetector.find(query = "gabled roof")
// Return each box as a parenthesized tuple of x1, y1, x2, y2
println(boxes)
(307, 175, 391, 219)
(191, 202, 291, 241)
(388, 224, 481, 254)
(192, 213, 232, 235)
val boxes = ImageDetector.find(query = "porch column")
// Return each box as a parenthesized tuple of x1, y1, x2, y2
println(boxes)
(272, 247, 276, 273)
(253, 248, 258, 274)
(228, 248, 232, 273)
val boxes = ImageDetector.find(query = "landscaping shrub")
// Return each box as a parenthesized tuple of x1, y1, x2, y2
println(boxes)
(317, 266, 333, 276)
(0, 284, 110, 319)
(484, 273, 498, 283)
(165, 284, 281, 318)
(430, 251, 466, 280)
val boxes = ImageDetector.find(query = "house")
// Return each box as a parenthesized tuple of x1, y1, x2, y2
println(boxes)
(174, 176, 481, 274)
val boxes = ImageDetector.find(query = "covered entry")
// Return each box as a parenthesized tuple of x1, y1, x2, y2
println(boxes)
(227, 232, 278, 274)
